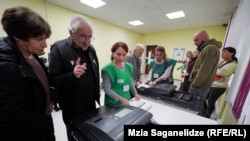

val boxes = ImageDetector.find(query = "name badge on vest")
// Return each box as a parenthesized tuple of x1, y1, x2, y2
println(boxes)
(123, 85, 129, 92)
(117, 79, 124, 83)
(153, 73, 159, 78)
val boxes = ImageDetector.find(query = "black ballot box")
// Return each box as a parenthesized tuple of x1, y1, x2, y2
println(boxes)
(68, 104, 153, 141)
(137, 83, 201, 112)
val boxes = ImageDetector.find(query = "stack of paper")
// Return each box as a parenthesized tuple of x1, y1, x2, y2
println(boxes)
(129, 99, 152, 111)
(137, 84, 150, 88)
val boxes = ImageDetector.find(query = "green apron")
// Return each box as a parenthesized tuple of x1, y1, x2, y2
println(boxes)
(150, 58, 176, 84)
(101, 62, 133, 106)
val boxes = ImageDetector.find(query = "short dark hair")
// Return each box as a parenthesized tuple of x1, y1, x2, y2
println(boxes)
(223, 47, 238, 62)
(1, 6, 51, 41)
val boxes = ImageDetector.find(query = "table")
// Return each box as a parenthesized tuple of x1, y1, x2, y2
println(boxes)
(130, 95, 218, 125)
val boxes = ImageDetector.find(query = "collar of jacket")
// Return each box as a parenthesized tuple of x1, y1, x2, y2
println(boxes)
(4, 37, 39, 79)
(199, 38, 222, 51)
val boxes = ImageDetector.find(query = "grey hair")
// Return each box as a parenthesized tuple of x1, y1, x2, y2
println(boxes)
(134, 43, 145, 50)
(186, 50, 192, 54)
(68, 14, 92, 33)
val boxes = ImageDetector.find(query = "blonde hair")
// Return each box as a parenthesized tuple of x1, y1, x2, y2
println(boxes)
(155, 45, 166, 60)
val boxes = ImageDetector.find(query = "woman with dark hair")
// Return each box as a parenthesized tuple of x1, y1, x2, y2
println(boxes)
(101, 41, 141, 106)
(200, 47, 238, 118)
(0, 6, 55, 141)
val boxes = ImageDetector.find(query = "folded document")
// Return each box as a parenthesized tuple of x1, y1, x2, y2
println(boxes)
(129, 99, 152, 111)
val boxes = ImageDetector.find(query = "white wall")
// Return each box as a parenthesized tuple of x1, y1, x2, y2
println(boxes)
(223, 0, 250, 124)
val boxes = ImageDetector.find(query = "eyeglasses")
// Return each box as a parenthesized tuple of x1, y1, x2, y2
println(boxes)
(78, 35, 94, 42)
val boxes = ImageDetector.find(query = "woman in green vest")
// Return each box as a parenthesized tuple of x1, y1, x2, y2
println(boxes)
(145, 45, 177, 86)
(101, 41, 141, 106)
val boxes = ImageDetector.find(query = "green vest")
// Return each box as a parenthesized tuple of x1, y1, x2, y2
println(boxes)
(180, 58, 188, 73)
(150, 58, 177, 84)
(101, 62, 133, 106)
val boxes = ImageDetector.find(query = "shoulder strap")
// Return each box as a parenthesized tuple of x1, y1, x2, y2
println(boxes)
(218, 61, 233, 69)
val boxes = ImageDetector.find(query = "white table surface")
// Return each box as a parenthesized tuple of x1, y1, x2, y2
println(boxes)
(130, 95, 218, 125)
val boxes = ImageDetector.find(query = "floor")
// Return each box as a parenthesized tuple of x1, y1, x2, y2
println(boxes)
(52, 89, 107, 141)
(52, 74, 217, 141)
(52, 110, 67, 141)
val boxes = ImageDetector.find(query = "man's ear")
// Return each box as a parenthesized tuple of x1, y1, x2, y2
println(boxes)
(13, 36, 19, 41)
(69, 30, 74, 38)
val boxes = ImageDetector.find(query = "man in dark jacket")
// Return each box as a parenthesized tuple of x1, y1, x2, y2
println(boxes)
(0, 6, 55, 141)
(48, 14, 100, 140)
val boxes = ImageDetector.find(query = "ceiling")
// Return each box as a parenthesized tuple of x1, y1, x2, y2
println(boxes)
(45, 0, 240, 34)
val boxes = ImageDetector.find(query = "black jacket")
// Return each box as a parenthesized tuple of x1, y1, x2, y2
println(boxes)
(48, 37, 100, 125)
(0, 37, 55, 141)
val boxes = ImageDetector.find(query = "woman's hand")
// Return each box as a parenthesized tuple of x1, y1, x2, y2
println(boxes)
(149, 81, 156, 87)
(134, 94, 141, 101)
(45, 102, 54, 116)
(120, 97, 130, 105)
(144, 80, 150, 85)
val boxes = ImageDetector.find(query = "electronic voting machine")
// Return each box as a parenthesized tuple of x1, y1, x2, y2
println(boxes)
(69, 105, 153, 141)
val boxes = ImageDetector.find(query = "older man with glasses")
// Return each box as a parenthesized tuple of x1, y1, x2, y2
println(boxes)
(48, 14, 100, 141)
